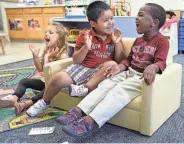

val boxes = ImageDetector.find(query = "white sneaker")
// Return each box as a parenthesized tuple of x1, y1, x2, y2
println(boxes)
(26, 99, 49, 117)
(69, 84, 89, 97)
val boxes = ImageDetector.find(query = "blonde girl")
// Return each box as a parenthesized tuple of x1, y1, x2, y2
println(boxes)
(1, 22, 68, 114)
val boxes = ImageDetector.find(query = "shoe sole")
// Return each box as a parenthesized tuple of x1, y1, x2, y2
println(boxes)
(62, 125, 92, 137)
(56, 117, 69, 125)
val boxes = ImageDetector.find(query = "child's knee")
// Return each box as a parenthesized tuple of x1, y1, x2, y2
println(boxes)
(50, 72, 64, 86)
(50, 72, 73, 87)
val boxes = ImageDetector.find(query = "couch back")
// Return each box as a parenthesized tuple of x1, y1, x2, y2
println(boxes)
(122, 37, 173, 65)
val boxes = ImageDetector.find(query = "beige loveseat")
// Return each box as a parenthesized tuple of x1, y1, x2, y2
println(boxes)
(43, 38, 182, 136)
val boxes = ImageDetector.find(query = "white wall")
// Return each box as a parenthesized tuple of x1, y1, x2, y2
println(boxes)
(131, 0, 181, 16)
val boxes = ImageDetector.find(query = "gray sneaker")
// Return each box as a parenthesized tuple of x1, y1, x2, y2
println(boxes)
(26, 99, 49, 117)
(69, 84, 89, 97)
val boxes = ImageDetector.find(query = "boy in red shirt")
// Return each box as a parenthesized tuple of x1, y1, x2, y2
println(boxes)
(60, 3, 169, 137)
(26, 1, 124, 117)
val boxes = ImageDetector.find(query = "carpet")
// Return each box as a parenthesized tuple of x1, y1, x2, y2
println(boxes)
(0, 66, 38, 100)
(0, 108, 65, 133)
(0, 56, 184, 143)
(0, 59, 66, 133)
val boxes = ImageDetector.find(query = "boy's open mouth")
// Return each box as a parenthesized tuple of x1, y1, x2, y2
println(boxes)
(136, 23, 140, 29)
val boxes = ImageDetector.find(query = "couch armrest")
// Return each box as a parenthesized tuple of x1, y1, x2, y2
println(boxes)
(140, 63, 182, 136)
(43, 58, 73, 86)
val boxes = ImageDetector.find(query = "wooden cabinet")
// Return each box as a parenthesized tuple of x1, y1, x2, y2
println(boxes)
(43, 14, 64, 30)
(43, 7, 65, 31)
(6, 8, 25, 39)
(25, 15, 44, 39)
(43, 7, 65, 14)
(6, 8, 23, 15)
(6, 6, 65, 40)
(23, 8, 42, 14)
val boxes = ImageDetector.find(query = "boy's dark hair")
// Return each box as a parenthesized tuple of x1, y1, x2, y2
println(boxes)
(145, 3, 166, 29)
(166, 11, 176, 17)
(87, 1, 111, 22)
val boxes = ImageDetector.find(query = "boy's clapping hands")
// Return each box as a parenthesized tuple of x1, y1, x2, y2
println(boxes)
(112, 28, 122, 44)
(84, 30, 92, 50)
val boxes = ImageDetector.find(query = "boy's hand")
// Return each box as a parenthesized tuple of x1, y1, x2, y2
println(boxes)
(112, 28, 122, 44)
(141, 64, 159, 85)
(105, 64, 126, 79)
(48, 47, 59, 62)
(29, 44, 40, 58)
(84, 31, 92, 50)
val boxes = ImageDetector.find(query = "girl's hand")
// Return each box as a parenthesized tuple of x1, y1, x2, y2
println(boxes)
(84, 30, 92, 50)
(112, 28, 122, 44)
(29, 44, 40, 58)
(47, 47, 60, 62)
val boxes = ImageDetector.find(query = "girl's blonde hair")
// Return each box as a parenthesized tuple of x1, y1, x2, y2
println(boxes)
(41, 22, 68, 63)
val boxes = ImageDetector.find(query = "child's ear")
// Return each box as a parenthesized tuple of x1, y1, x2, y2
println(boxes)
(152, 19, 159, 27)
(89, 20, 97, 28)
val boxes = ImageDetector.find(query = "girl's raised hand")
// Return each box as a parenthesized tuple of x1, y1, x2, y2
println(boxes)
(29, 44, 40, 57)
(48, 47, 60, 62)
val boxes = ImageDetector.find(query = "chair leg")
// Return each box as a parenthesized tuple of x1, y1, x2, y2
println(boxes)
(0, 38, 5, 54)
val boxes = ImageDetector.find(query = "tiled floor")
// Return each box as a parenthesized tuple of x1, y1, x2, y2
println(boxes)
(0, 40, 45, 65)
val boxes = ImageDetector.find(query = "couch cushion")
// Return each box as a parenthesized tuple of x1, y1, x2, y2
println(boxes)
(126, 95, 141, 111)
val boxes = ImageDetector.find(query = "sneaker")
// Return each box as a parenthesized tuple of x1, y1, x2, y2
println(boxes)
(68, 84, 89, 97)
(26, 99, 48, 117)
(62, 116, 94, 137)
(56, 107, 82, 125)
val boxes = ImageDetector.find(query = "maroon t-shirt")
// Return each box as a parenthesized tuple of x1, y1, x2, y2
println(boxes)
(121, 33, 169, 73)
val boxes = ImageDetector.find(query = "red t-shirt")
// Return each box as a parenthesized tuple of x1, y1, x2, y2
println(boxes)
(121, 33, 169, 73)
(75, 28, 123, 68)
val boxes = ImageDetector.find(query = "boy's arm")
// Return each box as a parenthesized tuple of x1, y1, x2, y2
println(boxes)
(143, 38, 169, 85)
(112, 28, 125, 63)
(114, 41, 126, 63)
(153, 38, 169, 73)
(73, 32, 91, 64)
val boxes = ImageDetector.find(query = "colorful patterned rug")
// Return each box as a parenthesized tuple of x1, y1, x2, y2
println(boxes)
(0, 66, 66, 133)
(0, 66, 37, 99)
(0, 107, 66, 133)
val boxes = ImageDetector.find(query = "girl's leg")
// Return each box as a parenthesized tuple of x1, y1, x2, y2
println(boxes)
(1, 78, 45, 102)
(13, 78, 45, 98)
(15, 90, 45, 115)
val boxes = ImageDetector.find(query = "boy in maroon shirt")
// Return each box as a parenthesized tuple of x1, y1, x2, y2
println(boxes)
(60, 3, 169, 137)
(26, 1, 124, 117)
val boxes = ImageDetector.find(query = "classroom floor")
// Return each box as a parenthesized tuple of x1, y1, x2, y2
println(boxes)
(0, 40, 45, 65)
